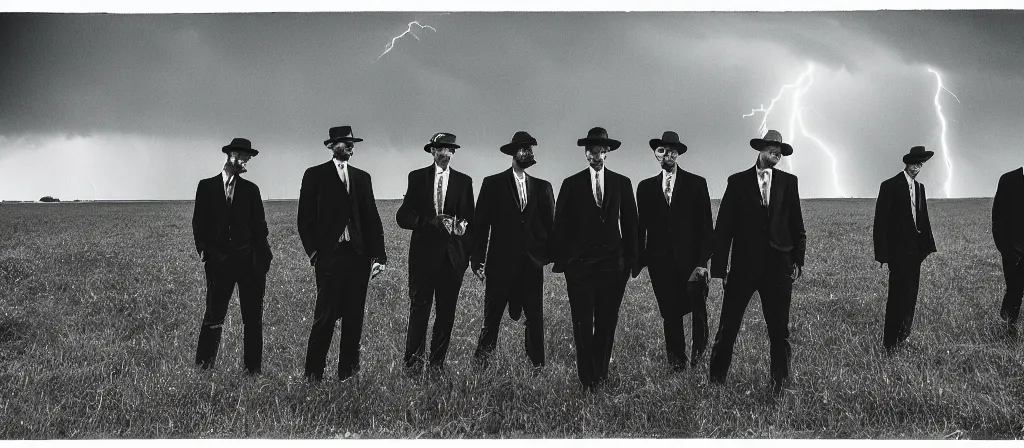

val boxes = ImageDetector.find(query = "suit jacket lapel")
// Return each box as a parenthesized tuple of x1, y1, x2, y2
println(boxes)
(504, 168, 520, 211)
(443, 170, 458, 216)
(769, 171, 784, 215)
(426, 165, 437, 213)
(601, 170, 611, 211)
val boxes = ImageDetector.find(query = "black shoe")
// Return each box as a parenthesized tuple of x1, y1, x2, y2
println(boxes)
(245, 367, 262, 375)
(304, 371, 324, 382)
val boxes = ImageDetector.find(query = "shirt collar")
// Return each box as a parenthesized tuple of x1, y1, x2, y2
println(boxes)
(221, 170, 234, 186)
(903, 170, 915, 186)
(756, 166, 773, 177)
(435, 164, 449, 175)
(662, 166, 677, 179)
(512, 169, 527, 181)
(334, 159, 347, 170)
(589, 166, 603, 178)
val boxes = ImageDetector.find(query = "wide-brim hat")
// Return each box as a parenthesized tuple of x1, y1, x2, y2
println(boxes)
(903, 145, 934, 164)
(423, 132, 460, 152)
(324, 126, 364, 146)
(749, 129, 793, 156)
(576, 127, 621, 151)
(222, 137, 258, 156)
(649, 131, 688, 154)
(500, 131, 538, 155)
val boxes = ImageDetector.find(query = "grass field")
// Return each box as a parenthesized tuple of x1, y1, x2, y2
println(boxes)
(0, 198, 1021, 439)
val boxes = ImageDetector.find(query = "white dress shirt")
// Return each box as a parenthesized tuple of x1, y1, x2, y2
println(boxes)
(513, 169, 528, 210)
(662, 166, 677, 204)
(221, 170, 236, 204)
(589, 166, 605, 207)
(335, 159, 351, 242)
(904, 170, 918, 228)
(434, 164, 450, 215)
(756, 166, 773, 207)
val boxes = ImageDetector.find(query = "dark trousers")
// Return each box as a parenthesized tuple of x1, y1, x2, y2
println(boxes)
(709, 250, 794, 386)
(565, 259, 629, 388)
(1000, 254, 1024, 326)
(404, 257, 466, 372)
(648, 257, 708, 370)
(883, 258, 923, 350)
(473, 256, 545, 368)
(195, 250, 265, 372)
(304, 242, 371, 380)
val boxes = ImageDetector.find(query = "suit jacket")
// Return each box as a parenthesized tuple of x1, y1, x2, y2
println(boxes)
(471, 168, 555, 285)
(551, 167, 638, 274)
(191, 173, 273, 275)
(711, 165, 806, 280)
(873, 171, 937, 264)
(993, 167, 1024, 259)
(297, 160, 387, 266)
(637, 169, 714, 274)
(396, 164, 475, 274)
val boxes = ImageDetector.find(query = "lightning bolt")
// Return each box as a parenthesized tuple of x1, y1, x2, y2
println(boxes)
(744, 63, 846, 197)
(89, 180, 98, 201)
(378, 21, 437, 60)
(793, 64, 846, 197)
(743, 69, 810, 171)
(927, 67, 960, 198)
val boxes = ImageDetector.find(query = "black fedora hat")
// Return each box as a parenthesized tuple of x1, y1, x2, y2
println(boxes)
(903, 145, 934, 164)
(323, 126, 364, 146)
(423, 132, 460, 152)
(576, 127, 621, 151)
(500, 131, 538, 155)
(749, 129, 793, 156)
(222, 137, 258, 156)
(649, 131, 688, 154)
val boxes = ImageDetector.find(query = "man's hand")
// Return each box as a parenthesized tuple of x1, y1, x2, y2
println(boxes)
(370, 262, 386, 279)
(878, 262, 888, 271)
(791, 263, 802, 281)
(309, 251, 319, 267)
(430, 214, 452, 232)
(689, 266, 709, 282)
(473, 265, 486, 282)
(452, 218, 469, 236)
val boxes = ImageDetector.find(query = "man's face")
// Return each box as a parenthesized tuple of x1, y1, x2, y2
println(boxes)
(330, 141, 355, 162)
(514, 145, 537, 169)
(432, 145, 455, 169)
(654, 146, 679, 171)
(758, 145, 783, 169)
(585, 145, 609, 170)
(226, 151, 252, 174)
(905, 162, 924, 179)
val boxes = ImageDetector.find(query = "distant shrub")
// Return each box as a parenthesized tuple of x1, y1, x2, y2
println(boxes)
(39, 196, 60, 203)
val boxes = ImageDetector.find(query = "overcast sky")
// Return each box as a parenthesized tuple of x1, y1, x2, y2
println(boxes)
(1, 8, 1022, 200)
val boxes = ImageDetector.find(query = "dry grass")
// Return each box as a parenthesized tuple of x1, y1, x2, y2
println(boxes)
(0, 199, 1021, 438)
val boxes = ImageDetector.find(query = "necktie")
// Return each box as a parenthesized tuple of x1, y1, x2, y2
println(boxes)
(595, 172, 603, 207)
(225, 175, 236, 206)
(517, 176, 526, 211)
(760, 172, 769, 207)
(340, 165, 350, 242)
(436, 172, 444, 215)
(664, 172, 673, 204)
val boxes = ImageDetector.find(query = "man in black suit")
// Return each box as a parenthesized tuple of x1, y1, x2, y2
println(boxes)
(297, 126, 388, 381)
(191, 137, 273, 374)
(551, 127, 638, 390)
(471, 131, 555, 371)
(993, 164, 1024, 329)
(397, 132, 475, 375)
(874, 145, 938, 353)
(635, 131, 714, 372)
(709, 129, 805, 394)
